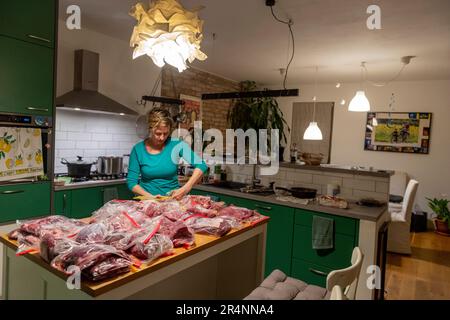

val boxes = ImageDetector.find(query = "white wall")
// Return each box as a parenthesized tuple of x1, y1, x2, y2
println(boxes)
(276, 80, 450, 211)
(57, 19, 161, 114)
(54, 109, 140, 174)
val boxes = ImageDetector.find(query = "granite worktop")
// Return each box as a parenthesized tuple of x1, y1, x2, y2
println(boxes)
(193, 184, 387, 222)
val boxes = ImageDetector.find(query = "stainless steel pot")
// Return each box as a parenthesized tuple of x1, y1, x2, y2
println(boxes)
(61, 156, 96, 178)
(97, 156, 123, 175)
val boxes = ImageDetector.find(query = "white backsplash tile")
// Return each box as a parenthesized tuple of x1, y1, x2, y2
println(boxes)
(224, 164, 389, 202)
(54, 109, 140, 173)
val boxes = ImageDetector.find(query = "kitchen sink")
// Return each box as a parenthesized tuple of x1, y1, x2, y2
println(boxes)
(239, 185, 275, 196)
(206, 181, 274, 196)
(205, 181, 274, 196)
(207, 181, 248, 190)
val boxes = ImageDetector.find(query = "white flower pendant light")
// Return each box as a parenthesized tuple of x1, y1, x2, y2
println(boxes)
(303, 67, 323, 140)
(129, 0, 207, 72)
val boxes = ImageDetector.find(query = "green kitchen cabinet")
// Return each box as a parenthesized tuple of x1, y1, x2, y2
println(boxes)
(54, 184, 135, 219)
(0, 182, 51, 223)
(0, 0, 56, 48)
(117, 184, 135, 200)
(70, 188, 104, 219)
(231, 198, 295, 277)
(290, 208, 359, 287)
(54, 190, 72, 217)
(0, 35, 54, 116)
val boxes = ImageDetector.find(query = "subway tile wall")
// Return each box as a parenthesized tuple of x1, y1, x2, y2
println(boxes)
(225, 164, 390, 202)
(54, 109, 140, 174)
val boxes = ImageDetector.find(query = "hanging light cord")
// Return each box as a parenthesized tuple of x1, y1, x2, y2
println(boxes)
(270, 5, 295, 90)
(363, 61, 408, 87)
(312, 66, 318, 122)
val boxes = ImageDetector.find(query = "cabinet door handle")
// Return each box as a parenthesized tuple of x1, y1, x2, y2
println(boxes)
(1, 190, 25, 195)
(27, 34, 51, 43)
(309, 268, 329, 277)
(63, 194, 67, 211)
(255, 204, 272, 211)
(27, 107, 49, 112)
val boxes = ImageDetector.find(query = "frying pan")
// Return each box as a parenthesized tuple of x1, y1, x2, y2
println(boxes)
(276, 187, 317, 199)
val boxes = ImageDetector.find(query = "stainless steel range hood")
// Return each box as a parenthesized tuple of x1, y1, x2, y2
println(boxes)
(56, 49, 138, 115)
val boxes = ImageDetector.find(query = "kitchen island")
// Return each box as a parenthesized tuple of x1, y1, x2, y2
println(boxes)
(1, 219, 268, 299)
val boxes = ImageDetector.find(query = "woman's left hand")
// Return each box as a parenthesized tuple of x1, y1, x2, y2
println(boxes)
(170, 185, 191, 200)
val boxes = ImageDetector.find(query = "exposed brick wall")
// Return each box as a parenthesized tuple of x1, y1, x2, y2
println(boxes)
(161, 66, 239, 134)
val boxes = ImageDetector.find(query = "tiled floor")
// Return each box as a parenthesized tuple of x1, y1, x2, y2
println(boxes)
(385, 231, 450, 300)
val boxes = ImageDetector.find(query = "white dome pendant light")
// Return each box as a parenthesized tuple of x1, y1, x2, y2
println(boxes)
(304, 66, 323, 140)
(349, 62, 371, 112)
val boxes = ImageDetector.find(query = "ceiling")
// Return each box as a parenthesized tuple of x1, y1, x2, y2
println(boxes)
(59, 0, 450, 86)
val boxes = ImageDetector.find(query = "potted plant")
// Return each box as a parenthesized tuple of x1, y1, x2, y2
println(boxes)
(426, 197, 450, 236)
(227, 80, 290, 159)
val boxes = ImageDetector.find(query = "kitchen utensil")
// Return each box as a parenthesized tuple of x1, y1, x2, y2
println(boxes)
(112, 156, 123, 175)
(136, 114, 148, 140)
(275, 186, 317, 199)
(326, 184, 340, 196)
(97, 156, 123, 175)
(61, 156, 95, 178)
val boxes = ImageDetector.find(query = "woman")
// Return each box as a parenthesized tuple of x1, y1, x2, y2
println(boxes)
(127, 108, 207, 200)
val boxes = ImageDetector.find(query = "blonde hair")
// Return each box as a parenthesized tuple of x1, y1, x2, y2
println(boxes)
(147, 107, 173, 131)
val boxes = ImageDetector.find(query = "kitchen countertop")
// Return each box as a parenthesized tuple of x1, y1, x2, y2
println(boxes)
(53, 178, 386, 221)
(193, 184, 387, 222)
(54, 178, 127, 191)
(279, 162, 394, 178)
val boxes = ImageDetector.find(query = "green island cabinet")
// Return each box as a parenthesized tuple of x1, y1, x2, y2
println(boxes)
(0, 182, 51, 223)
(53, 184, 135, 219)
(191, 189, 359, 287)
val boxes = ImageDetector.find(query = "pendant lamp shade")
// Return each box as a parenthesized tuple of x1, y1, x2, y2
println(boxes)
(303, 122, 323, 140)
(348, 90, 371, 112)
(129, 0, 207, 72)
(303, 66, 323, 141)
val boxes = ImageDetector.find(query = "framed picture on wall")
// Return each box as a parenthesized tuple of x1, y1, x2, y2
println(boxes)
(179, 94, 202, 130)
(364, 112, 432, 154)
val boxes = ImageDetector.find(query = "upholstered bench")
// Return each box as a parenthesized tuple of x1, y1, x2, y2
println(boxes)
(245, 247, 363, 300)
(244, 269, 331, 300)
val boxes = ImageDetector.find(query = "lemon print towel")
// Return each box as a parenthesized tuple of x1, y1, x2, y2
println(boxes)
(0, 127, 44, 181)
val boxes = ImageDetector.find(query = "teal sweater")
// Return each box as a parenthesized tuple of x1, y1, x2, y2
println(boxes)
(127, 138, 208, 196)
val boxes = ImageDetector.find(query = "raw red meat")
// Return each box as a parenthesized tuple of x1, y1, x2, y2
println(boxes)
(130, 233, 173, 262)
(75, 223, 108, 243)
(185, 216, 232, 237)
(51, 243, 131, 278)
(159, 217, 195, 248)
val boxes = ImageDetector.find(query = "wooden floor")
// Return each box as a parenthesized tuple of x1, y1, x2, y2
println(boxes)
(385, 231, 450, 300)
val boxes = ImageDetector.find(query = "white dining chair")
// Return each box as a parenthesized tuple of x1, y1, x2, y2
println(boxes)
(387, 179, 419, 254)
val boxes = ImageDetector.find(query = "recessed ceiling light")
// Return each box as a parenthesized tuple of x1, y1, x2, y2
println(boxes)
(340, 99, 346, 105)
(74, 107, 81, 111)
(119, 113, 125, 116)
(336, 83, 341, 88)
